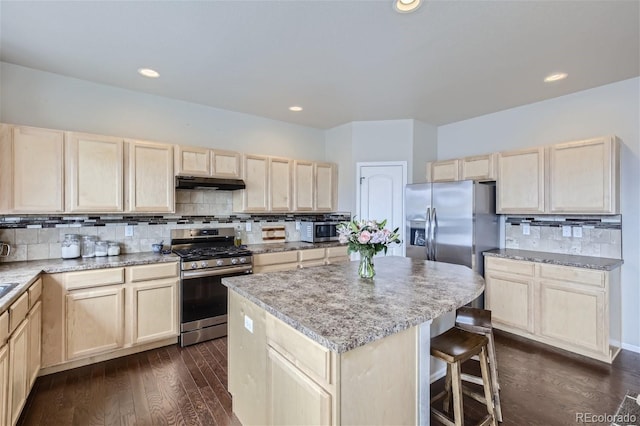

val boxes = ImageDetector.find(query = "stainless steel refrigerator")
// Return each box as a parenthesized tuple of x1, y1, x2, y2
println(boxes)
(405, 180, 500, 306)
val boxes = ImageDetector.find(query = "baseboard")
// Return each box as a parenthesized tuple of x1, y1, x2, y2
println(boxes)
(622, 342, 640, 353)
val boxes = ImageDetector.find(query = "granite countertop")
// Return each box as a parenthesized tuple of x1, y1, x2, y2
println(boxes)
(245, 240, 346, 254)
(222, 256, 484, 353)
(0, 252, 178, 312)
(483, 249, 623, 271)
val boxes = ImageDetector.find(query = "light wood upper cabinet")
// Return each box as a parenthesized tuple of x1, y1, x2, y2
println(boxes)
(174, 145, 210, 177)
(426, 159, 459, 182)
(66, 131, 124, 212)
(497, 146, 545, 214)
(234, 154, 269, 212)
(293, 160, 314, 212)
(315, 163, 337, 212)
(460, 153, 497, 181)
(548, 136, 619, 214)
(212, 149, 242, 178)
(0, 124, 65, 213)
(269, 157, 292, 212)
(126, 140, 175, 213)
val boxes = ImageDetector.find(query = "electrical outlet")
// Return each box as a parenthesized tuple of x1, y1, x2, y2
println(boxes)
(562, 225, 572, 237)
(125, 225, 134, 237)
(245, 221, 252, 232)
(522, 223, 530, 235)
(244, 315, 254, 333)
(295, 221, 300, 231)
(573, 226, 582, 238)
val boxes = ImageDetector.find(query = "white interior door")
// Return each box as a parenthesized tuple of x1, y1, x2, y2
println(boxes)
(357, 162, 407, 257)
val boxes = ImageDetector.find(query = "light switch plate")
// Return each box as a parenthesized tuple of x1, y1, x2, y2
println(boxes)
(125, 225, 134, 237)
(245, 222, 252, 232)
(295, 221, 300, 231)
(573, 226, 582, 238)
(522, 223, 530, 235)
(562, 225, 572, 237)
(244, 315, 254, 333)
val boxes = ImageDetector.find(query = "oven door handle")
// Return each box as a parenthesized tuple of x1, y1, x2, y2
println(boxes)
(182, 265, 252, 279)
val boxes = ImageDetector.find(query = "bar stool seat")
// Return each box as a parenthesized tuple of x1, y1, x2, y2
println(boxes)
(456, 306, 502, 422)
(431, 327, 497, 426)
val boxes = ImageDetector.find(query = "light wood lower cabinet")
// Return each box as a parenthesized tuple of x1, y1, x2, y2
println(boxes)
(0, 344, 8, 426)
(129, 278, 179, 345)
(26, 301, 41, 390)
(7, 320, 27, 426)
(485, 256, 621, 363)
(253, 246, 350, 273)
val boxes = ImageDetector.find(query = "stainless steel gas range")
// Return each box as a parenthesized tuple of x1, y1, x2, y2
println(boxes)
(170, 227, 252, 347)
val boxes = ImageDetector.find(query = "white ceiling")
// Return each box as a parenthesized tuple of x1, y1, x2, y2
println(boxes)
(1, 0, 638, 129)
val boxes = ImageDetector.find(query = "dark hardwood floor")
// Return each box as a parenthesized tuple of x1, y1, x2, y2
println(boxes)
(19, 331, 640, 425)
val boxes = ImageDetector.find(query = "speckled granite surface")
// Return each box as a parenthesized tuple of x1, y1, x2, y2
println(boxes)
(245, 241, 345, 254)
(222, 256, 484, 353)
(0, 252, 178, 312)
(483, 249, 623, 271)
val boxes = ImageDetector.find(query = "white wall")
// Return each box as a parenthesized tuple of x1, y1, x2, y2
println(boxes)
(325, 122, 354, 212)
(412, 120, 438, 183)
(0, 62, 326, 160)
(438, 77, 640, 350)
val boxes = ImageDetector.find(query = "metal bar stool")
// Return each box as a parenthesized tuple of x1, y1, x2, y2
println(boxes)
(431, 327, 497, 426)
(455, 306, 502, 422)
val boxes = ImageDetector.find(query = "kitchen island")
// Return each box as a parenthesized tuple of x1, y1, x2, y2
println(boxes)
(222, 256, 484, 426)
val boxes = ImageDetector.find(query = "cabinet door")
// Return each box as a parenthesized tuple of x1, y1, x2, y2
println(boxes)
(129, 278, 179, 345)
(497, 147, 545, 214)
(66, 286, 124, 360)
(485, 272, 534, 333)
(27, 300, 41, 391)
(234, 154, 269, 212)
(269, 157, 292, 212)
(315, 163, 336, 212)
(427, 159, 460, 182)
(539, 280, 605, 354)
(548, 136, 619, 214)
(0, 344, 9, 426)
(212, 149, 242, 178)
(267, 347, 332, 426)
(66, 132, 124, 212)
(126, 140, 175, 213)
(460, 154, 497, 181)
(293, 160, 314, 212)
(175, 145, 211, 176)
(8, 320, 28, 426)
(0, 125, 65, 213)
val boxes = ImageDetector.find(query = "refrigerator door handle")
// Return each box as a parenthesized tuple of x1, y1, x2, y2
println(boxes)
(425, 208, 432, 259)
(431, 207, 438, 260)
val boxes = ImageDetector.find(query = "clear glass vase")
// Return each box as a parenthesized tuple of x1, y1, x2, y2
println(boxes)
(358, 252, 375, 279)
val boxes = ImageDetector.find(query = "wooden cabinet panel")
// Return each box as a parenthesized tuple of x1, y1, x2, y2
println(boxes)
(27, 301, 41, 390)
(485, 272, 534, 333)
(485, 257, 534, 276)
(66, 286, 124, 360)
(212, 149, 242, 178)
(497, 147, 545, 214)
(126, 140, 174, 213)
(427, 159, 460, 182)
(234, 154, 269, 212)
(129, 278, 178, 345)
(0, 312, 8, 346)
(0, 345, 8, 426)
(539, 263, 603, 288)
(127, 262, 179, 283)
(315, 163, 336, 212)
(8, 320, 27, 426)
(298, 248, 326, 262)
(0, 125, 65, 213)
(9, 293, 29, 334)
(267, 347, 332, 426)
(66, 132, 124, 212)
(460, 153, 497, 181)
(548, 136, 619, 214)
(175, 145, 210, 176)
(269, 157, 292, 212)
(64, 267, 125, 291)
(293, 160, 314, 212)
(253, 251, 298, 267)
(28, 278, 42, 309)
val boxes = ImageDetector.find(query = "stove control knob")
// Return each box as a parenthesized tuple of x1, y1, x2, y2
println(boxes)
(239, 257, 247, 264)
(190, 262, 198, 269)
(231, 258, 239, 265)
(216, 259, 224, 266)
(201, 261, 208, 268)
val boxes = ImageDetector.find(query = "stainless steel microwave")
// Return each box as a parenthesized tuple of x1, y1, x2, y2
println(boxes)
(299, 222, 340, 243)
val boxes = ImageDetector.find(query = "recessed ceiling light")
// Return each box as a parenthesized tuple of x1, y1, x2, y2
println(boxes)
(544, 72, 568, 83)
(289, 106, 303, 112)
(394, 0, 421, 13)
(138, 68, 160, 78)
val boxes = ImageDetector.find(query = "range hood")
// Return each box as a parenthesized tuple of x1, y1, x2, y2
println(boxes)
(175, 176, 246, 190)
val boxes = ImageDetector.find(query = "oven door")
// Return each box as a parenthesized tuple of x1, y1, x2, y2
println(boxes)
(180, 265, 251, 346)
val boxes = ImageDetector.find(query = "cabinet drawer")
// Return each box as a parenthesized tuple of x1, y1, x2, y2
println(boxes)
(9, 292, 29, 333)
(266, 314, 331, 385)
(0, 311, 8, 344)
(539, 264, 604, 288)
(298, 248, 325, 262)
(326, 246, 348, 259)
(65, 268, 125, 290)
(253, 251, 298, 266)
(485, 257, 534, 276)
(128, 262, 179, 282)
(29, 277, 43, 308)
